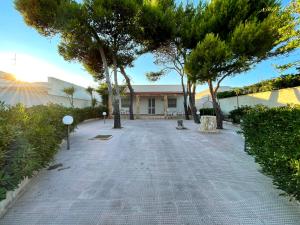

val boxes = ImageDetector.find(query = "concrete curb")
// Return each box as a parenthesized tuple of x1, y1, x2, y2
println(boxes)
(0, 119, 90, 218)
(0, 137, 67, 218)
(0, 171, 38, 218)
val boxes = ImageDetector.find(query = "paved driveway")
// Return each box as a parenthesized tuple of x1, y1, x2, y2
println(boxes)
(1, 120, 300, 225)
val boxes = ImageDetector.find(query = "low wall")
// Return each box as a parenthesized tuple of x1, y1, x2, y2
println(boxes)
(219, 86, 300, 114)
(0, 88, 92, 108)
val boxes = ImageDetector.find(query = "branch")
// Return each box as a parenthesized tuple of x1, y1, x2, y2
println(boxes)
(214, 74, 230, 95)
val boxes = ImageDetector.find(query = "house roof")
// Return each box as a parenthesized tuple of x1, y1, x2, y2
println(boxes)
(128, 85, 183, 94)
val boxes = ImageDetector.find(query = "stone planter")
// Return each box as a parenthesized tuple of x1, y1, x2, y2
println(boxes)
(199, 116, 218, 133)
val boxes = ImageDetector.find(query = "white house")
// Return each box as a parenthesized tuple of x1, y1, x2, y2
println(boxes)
(121, 85, 185, 118)
(0, 71, 101, 108)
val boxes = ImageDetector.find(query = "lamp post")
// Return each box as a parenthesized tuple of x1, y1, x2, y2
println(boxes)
(62, 115, 74, 150)
(196, 110, 200, 122)
(102, 112, 107, 124)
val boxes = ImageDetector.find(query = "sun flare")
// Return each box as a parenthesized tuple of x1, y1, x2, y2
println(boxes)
(0, 52, 95, 87)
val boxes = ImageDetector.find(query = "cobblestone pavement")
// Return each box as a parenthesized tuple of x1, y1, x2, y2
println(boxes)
(1, 120, 300, 225)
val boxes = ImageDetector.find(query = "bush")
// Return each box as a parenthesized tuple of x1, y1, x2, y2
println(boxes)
(199, 108, 216, 116)
(228, 106, 252, 124)
(0, 103, 107, 200)
(241, 105, 300, 200)
(217, 74, 300, 99)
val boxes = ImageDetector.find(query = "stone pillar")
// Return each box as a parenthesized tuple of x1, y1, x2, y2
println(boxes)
(164, 95, 168, 118)
(199, 116, 218, 133)
(136, 95, 140, 119)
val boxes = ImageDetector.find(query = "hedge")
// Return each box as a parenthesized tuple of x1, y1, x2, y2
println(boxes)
(199, 108, 216, 116)
(228, 106, 252, 124)
(0, 103, 107, 200)
(241, 105, 300, 200)
(217, 74, 300, 99)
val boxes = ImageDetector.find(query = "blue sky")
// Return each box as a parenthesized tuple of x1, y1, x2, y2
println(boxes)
(0, 0, 298, 91)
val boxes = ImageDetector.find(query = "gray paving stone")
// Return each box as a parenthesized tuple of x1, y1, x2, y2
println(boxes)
(0, 120, 300, 225)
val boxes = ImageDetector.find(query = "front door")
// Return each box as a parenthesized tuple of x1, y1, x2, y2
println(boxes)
(148, 98, 155, 114)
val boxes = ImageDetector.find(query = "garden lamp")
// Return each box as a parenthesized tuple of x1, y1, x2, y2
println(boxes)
(62, 115, 73, 150)
(102, 112, 107, 124)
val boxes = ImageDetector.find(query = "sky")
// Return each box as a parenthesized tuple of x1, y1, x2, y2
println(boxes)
(0, 0, 298, 91)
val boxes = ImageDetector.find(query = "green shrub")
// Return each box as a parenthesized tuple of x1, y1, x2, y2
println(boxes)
(241, 105, 300, 200)
(0, 103, 107, 200)
(228, 106, 252, 124)
(217, 74, 300, 99)
(199, 108, 216, 116)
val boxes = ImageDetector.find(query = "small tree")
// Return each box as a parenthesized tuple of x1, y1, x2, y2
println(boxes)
(147, 43, 191, 120)
(86, 86, 96, 108)
(63, 87, 75, 108)
(233, 88, 242, 109)
(96, 83, 109, 110)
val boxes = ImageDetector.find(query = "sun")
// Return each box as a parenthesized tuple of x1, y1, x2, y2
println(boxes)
(0, 52, 48, 83)
(0, 52, 96, 87)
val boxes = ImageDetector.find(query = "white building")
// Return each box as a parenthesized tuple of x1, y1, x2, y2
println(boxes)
(121, 85, 185, 118)
(0, 71, 101, 108)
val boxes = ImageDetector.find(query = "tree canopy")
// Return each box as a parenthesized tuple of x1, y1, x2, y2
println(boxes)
(15, 0, 299, 129)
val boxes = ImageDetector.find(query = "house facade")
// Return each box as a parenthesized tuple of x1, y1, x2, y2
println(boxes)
(121, 85, 185, 118)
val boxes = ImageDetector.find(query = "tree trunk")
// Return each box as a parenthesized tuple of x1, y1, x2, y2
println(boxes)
(120, 66, 134, 120)
(181, 75, 189, 120)
(112, 56, 121, 128)
(98, 46, 114, 119)
(188, 80, 200, 124)
(208, 80, 223, 129)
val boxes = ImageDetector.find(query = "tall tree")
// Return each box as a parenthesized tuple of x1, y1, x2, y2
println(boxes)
(117, 54, 136, 120)
(15, 0, 118, 126)
(57, 33, 113, 115)
(15, 0, 154, 128)
(144, 3, 201, 122)
(185, 0, 293, 129)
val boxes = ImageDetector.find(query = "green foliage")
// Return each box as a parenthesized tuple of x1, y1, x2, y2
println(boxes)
(138, 0, 176, 50)
(96, 83, 109, 109)
(146, 71, 165, 82)
(275, 0, 300, 73)
(0, 103, 107, 200)
(185, 33, 232, 81)
(199, 108, 215, 116)
(185, 0, 288, 83)
(241, 105, 300, 200)
(228, 106, 252, 124)
(217, 74, 300, 99)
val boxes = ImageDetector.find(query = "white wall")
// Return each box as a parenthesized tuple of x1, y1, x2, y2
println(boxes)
(0, 76, 102, 108)
(0, 86, 93, 108)
(219, 86, 300, 114)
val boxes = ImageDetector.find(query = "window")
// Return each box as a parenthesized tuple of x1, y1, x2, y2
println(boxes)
(168, 97, 177, 108)
(121, 97, 130, 108)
